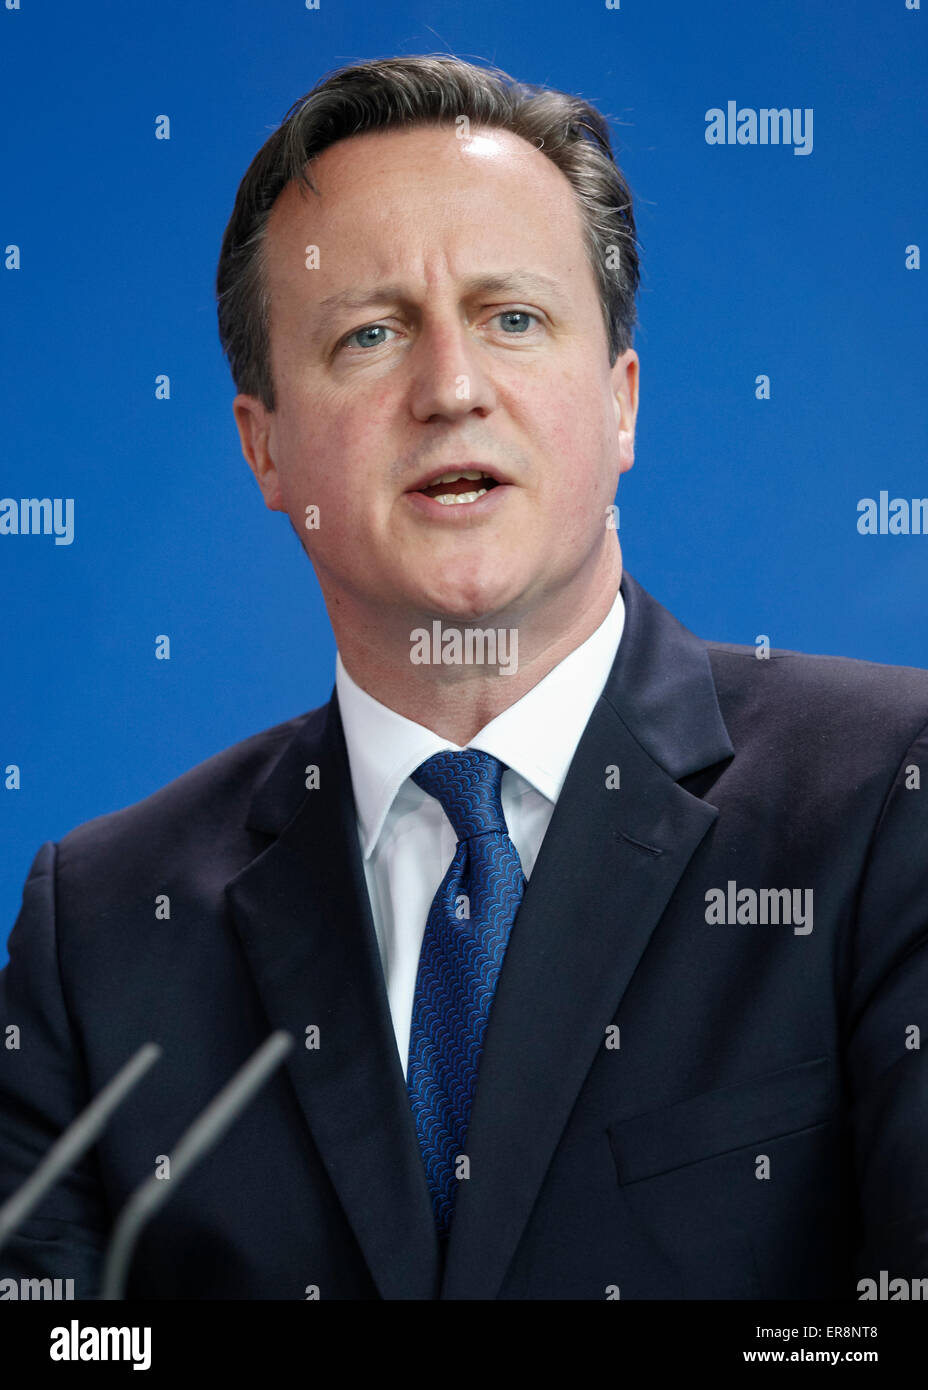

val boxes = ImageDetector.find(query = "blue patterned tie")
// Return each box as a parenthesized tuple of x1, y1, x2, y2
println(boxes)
(407, 749, 527, 1238)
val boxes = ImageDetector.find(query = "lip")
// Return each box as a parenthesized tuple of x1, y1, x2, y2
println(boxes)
(404, 462, 514, 493)
(403, 482, 513, 521)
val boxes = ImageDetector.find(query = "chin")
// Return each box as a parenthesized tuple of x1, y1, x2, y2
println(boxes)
(416, 587, 513, 625)
(405, 566, 502, 614)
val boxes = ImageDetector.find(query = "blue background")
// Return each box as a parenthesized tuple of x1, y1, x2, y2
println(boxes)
(1, 0, 925, 959)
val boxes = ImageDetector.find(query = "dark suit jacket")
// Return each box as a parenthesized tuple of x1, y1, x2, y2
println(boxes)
(2, 571, 927, 1299)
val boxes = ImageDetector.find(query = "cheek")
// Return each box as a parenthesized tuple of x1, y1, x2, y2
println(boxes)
(275, 402, 349, 508)
(280, 384, 396, 479)
(527, 376, 616, 505)
(275, 397, 399, 545)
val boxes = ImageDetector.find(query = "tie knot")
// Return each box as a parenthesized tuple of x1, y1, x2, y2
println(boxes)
(411, 748, 508, 843)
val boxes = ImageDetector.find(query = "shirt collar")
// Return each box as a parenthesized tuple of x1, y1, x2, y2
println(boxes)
(335, 583, 626, 859)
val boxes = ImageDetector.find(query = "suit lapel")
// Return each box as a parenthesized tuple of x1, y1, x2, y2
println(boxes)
(226, 696, 443, 1300)
(440, 571, 735, 1298)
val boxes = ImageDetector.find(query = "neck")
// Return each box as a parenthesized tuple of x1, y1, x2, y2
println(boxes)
(330, 546, 623, 746)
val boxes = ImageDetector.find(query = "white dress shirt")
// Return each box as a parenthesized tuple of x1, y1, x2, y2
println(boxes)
(334, 583, 626, 1078)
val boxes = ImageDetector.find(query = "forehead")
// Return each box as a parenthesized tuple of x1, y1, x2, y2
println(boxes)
(263, 123, 593, 296)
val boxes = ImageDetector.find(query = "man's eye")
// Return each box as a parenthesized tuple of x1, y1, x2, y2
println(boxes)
(494, 311, 538, 334)
(342, 324, 397, 351)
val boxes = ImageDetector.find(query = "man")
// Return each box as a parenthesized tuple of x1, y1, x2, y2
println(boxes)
(1, 55, 926, 1301)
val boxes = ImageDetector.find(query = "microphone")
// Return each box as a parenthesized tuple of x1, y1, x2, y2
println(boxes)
(0, 1042, 162, 1255)
(100, 1029, 294, 1299)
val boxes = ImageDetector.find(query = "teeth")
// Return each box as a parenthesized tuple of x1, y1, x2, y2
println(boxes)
(429, 469, 486, 485)
(433, 488, 489, 505)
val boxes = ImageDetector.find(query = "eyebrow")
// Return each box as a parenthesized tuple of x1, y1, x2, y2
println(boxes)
(313, 271, 570, 323)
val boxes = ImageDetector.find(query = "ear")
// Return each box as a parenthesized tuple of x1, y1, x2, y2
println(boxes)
(610, 348, 639, 477)
(233, 394, 286, 511)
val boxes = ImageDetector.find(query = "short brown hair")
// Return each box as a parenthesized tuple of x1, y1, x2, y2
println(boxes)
(216, 54, 641, 411)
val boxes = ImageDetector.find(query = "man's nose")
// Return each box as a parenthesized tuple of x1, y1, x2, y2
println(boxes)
(407, 318, 497, 422)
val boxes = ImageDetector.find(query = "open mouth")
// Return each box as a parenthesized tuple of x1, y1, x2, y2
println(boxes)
(410, 469, 503, 506)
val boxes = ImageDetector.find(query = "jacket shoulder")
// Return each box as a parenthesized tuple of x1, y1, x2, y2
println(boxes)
(56, 704, 327, 862)
(706, 641, 928, 751)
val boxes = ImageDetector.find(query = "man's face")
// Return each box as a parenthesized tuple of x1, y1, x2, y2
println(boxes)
(234, 123, 638, 628)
